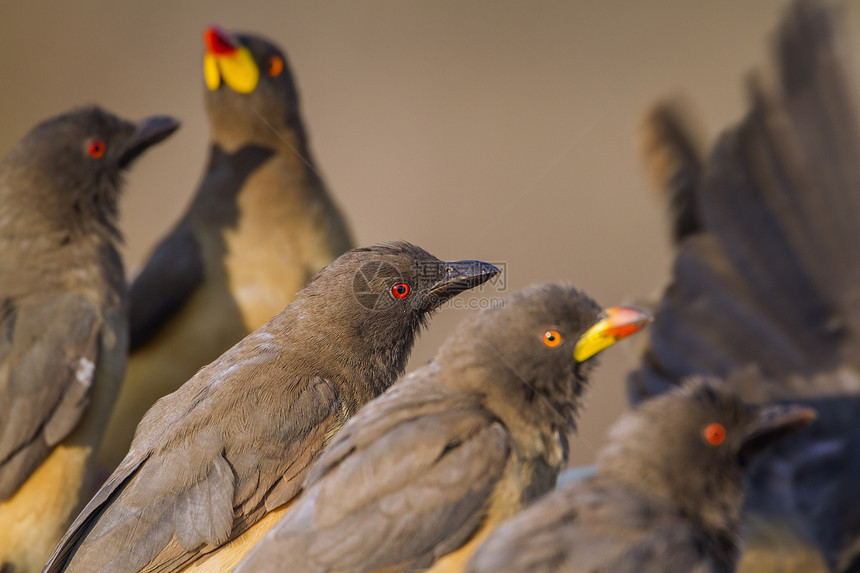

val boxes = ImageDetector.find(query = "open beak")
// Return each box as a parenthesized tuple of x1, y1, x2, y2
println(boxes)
(419, 261, 500, 312)
(203, 25, 260, 94)
(739, 403, 817, 464)
(119, 116, 180, 169)
(573, 306, 652, 362)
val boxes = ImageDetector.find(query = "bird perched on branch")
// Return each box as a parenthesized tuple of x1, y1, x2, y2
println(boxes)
(467, 378, 816, 573)
(96, 26, 353, 478)
(630, 0, 860, 570)
(45, 242, 498, 573)
(0, 106, 178, 572)
(232, 283, 651, 573)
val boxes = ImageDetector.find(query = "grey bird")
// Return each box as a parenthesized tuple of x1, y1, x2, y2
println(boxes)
(43, 242, 498, 573)
(0, 106, 178, 572)
(467, 378, 817, 573)
(232, 283, 651, 573)
(630, 0, 860, 571)
(96, 25, 353, 477)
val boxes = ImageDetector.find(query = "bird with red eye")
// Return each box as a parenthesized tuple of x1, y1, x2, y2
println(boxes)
(467, 378, 817, 573)
(88, 140, 106, 159)
(703, 422, 726, 446)
(391, 283, 410, 299)
(0, 106, 179, 573)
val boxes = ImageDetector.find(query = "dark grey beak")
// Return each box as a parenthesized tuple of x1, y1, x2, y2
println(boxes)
(739, 403, 817, 464)
(119, 115, 181, 169)
(418, 260, 500, 312)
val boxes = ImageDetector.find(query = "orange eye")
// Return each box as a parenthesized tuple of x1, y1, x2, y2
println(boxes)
(88, 140, 106, 158)
(391, 283, 410, 299)
(542, 330, 562, 347)
(704, 423, 726, 446)
(267, 55, 284, 77)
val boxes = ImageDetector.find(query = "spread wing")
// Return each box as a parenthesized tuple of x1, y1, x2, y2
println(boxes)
(43, 328, 341, 573)
(234, 380, 511, 573)
(629, 2, 860, 569)
(127, 220, 204, 351)
(468, 482, 721, 573)
(630, 0, 860, 403)
(0, 291, 104, 499)
(639, 99, 707, 245)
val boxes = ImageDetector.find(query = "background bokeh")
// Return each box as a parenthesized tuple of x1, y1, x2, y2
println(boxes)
(3, 0, 858, 466)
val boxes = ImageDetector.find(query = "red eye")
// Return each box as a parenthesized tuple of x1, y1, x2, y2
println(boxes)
(268, 55, 284, 77)
(88, 140, 106, 158)
(704, 423, 726, 446)
(391, 283, 410, 299)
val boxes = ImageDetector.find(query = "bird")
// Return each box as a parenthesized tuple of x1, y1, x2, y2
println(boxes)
(96, 25, 354, 478)
(629, 0, 860, 570)
(231, 283, 652, 573)
(43, 242, 499, 573)
(466, 378, 817, 573)
(0, 106, 178, 572)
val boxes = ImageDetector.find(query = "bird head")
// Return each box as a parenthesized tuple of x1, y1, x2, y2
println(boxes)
(1, 106, 179, 239)
(202, 26, 303, 150)
(599, 377, 816, 529)
(436, 283, 651, 436)
(294, 242, 499, 386)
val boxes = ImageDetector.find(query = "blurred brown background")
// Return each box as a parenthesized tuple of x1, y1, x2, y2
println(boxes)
(3, 0, 858, 466)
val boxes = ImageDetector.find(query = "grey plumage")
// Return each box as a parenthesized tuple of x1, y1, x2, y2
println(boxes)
(468, 379, 816, 573)
(0, 106, 178, 571)
(629, 0, 860, 570)
(232, 283, 651, 573)
(43, 242, 498, 573)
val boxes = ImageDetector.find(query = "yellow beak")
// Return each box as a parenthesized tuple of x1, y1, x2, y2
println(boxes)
(203, 26, 260, 94)
(573, 306, 652, 362)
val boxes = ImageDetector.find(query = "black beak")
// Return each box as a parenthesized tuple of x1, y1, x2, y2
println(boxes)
(739, 403, 817, 465)
(418, 260, 500, 312)
(119, 115, 181, 169)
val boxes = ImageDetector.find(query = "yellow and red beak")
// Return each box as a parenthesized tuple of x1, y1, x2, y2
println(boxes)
(573, 306, 652, 362)
(203, 26, 260, 94)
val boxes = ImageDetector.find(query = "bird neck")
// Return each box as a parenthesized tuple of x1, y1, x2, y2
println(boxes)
(191, 137, 322, 233)
(1, 173, 121, 245)
(0, 230, 125, 302)
(192, 140, 336, 234)
(597, 448, 745, 540)
(434, 345, 579, 471)
(187, 143, 275, 227)
(275, 299, 422, 401)
(209, 116, 313, 166)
